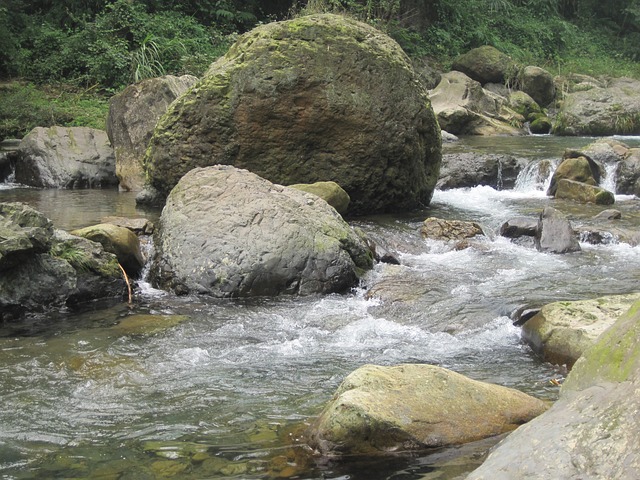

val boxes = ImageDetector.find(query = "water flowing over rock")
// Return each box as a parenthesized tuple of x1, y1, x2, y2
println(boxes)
(150, 166, 373, 297)
(0, 202, 124, 320)
(106, 75, 198, 192)
(546, 152, 602, 196)
(535, 207, 580, 254)
(553, 77, 640, 136)
(306, 364, 548, 455)
(467, 300, 640, 479)
(15, 127, 117, 188)
(521, 293, 640, 368)
(438, 152, 526, 190)
(142, 14, 441, 215)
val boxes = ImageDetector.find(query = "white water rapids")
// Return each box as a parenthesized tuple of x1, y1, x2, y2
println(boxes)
(1, 135, 640, 479)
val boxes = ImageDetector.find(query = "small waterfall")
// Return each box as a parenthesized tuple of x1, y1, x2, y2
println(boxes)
(600, 163, 618, 193)
(496, 159, 503, 190)
(514, 158, 558, 192)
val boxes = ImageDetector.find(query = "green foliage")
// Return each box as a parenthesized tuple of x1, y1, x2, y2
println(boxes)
(0, 82, 108, 141)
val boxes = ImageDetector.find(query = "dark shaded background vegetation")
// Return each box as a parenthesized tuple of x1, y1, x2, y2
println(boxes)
(1, 0, 639, 140)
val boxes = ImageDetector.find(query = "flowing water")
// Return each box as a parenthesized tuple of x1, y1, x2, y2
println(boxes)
(1, 136, 640, 479)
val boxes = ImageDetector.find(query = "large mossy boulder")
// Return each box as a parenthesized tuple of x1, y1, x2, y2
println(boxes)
(451, 46, 515, 85)
(150, 165, 373, 297)
(106, 75, 198, 192)
(306, 364, 548, 455)
(142, 14, 442, 215)
(553, 77, 640, 136)
(521, 293, 640, 368)
(0, 203, 124, 320)
(467, 300, 640, 479)
(15, 127, 117, 189)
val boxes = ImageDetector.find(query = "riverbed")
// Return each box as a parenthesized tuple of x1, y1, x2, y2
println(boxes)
(1, 135, 639, 479)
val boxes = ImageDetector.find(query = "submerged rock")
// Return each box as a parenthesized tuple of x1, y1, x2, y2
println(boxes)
(468, 299, 640, 479)
(150, 166, 373, 297)
(15, 127, 117, 189)
(306, 364, 548, 455)
(142, 14, 441, 215)
(421, 217, 484, 242)
(521, 293, 640, 368)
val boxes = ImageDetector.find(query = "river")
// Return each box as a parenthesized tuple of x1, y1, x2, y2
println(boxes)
(1, 135, 639, 479)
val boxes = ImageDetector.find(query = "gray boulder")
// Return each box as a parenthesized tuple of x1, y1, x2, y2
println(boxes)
(451, 46, 516, 85)
(150, 166, 373, 297)
(535, 207, 580, 253)
(15, 127, 117, 188)
(467, 299, 640, 480)
(615, 147, 640, 196)
(429, 71, 523, 135)
(106, 75, 198, 192)
(521, 293, 640, 368)
(553, 77, 640, 135)
(0, 202, 124, 320)
(142, 14, 442, 215)
(519, 65, 556, 107)
(499, 217, 537, 238)
(306, 363, 548, 455)
(438, 152, 526, 190)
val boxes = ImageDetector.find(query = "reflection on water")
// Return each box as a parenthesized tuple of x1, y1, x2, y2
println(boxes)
(0, 188, 160, 230)
(1, 135, 640, 479)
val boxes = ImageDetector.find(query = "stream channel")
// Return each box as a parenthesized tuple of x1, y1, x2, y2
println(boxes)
(1, 135, 640, 479)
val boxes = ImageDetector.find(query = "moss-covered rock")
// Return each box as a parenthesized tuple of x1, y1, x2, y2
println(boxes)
(555, 179, 615, 205)
(522, 293, 640, 368)
(0, 202, 125, 320)
(143, 14, 441, 215)
(468, 299, 640, 479)
(451, 46, 516, 85)
(288, 181, 350, 215)
(71, 223, 145, 277)
(306, 364, 548, 455)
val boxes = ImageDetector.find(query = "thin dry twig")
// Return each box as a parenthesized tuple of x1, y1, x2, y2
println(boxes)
(118, 263, 133, 305)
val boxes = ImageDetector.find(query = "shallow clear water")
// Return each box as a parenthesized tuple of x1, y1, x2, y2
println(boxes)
(1, 135, 639, 479)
